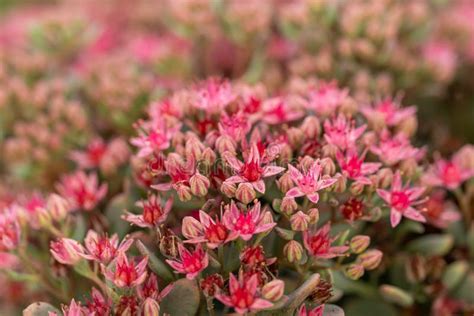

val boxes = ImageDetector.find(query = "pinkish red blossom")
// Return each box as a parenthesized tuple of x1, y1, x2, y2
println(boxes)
(192, 78, 235, 114)
(422, 158, 473, 190)
(103, 253, 148, 288)
(222, 201, 276, 241)
(137, 274, 174, 302)
(123, 194, 173, 228)
(336, 150, 381, 185)
(56, 171, 107, 211)
(297, 304, 324, 316)
(303, 223, 349, 258)
(324, 114, 366, 150)
(0, 208, 21, 251)
(361, 98, 417, 127)
(422, 190, 460, 229)
(215, 272, 273, 314)
(85, 288, 111, 316)
(377, 172, 427, 227)
(131, 117, 181, 158)
(81, 230, 133, 264)
(286, 161, 338, 203)
(223, 143, 285, 194)
(49, 299, 86, 316)
(371, 130, 425, 166)
(182, 210, 233, 249)
(308, 81, 348, 116)
(166, 244, 209, 280)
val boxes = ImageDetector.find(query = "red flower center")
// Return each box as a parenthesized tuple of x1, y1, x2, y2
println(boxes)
(205, 221, 228, 243)
(391, 191, 410, 211)
(241, 161, 263, 182)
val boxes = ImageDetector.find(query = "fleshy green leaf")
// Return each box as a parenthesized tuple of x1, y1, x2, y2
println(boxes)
(160, 279, 200, 316)
(135, 240, 174, 282)
(442, 261, 469, 291)
(406, 234, 453, 256)
(379, 285, 414, 307)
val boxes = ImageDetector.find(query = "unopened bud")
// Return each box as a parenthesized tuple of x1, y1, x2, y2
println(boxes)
(350, 181, 365, 195)
(321, 158, 336, 175)
(400, 158, 418, 179)
(344, 264, 365, 280)
(333, 173, 347, 193)
(189, 172, 210, 197)
(262, 280, 285, 302)
(377, 168, 393, 188)
(47, 194, 69, 221)
(322, 143, 338, 159)
(215, 136, 236, 155)
(397, 116, 417, 137)
(307, 208, 320, 224)
(290, 211, 310, 231)
(358, 249, 383, 270)
(201, 148, 216, 165)
(176, 185, 193, 202)
(277, 172, 294, 194)
(281, 197, 298, 215)
(37, 207, 52, 228)
(235, 183, 256, 204)
(350, 235, 370, 254)
(287, 128, 304, 147)
(301, 116, 321, 138)
(284, 240, 303, 263)
(220, 182, 236, 198)
(142, 298, 160, 316)
(406, 255, 427, 283)
(379, 285, 414, 307)
(182, 216, 203, 239)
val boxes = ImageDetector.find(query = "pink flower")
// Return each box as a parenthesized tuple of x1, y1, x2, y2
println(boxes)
(303, 223, 349, 258)
(166, 244, 209, 280)
(151, 154, 195, 192)
(85, 288, 112, 316)
(137, 274, 174, 301)
(308, 81, 348, 116)
(422, 190, 461, 229)
(377, 172, 427, 227)
(192, 77, 235, 114)
(131, 117, 181, 158)
(123, 194, 173, 228)
(324, 114, 366, 150)
(49, 299, 86, 316)
(361, 98, 417, 127)
(215, 272, 273, 314)
(286, 161, 337, 203)
(336, 150, 381, 185)
(223, 143, 285, 194)
(103, 253, 148, 288)
(371, 131, 425, 166)
(218, 112, 251, 142)
(422, 158, 473, 190)
(50, 238, 85, 265)
(182, 210, 233, 249)
(0, 208, 21, 251)
(262, 97, 304, 125)
(297, 304, 324, 316)
(423, 40, 457, 81)
(70, 138, 107, 169)
(81, 230, 133, 264)
(222, 201, 276, 241)
(56, 171, 107, 211)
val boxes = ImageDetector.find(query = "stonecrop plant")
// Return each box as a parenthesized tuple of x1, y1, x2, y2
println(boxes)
(1, 1, 474, 316)
(5, 78, 471, 316)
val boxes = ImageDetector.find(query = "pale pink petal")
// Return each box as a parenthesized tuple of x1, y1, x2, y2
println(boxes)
(376, 189, 391, 204)
(250, 298, 273, 311)
(404, 207, 426, 223)
(307, 193, 320, 204)
(390, 209, 402, 227)
(263, 166, 285, 177)
(286, 187, 304, 198)
(253, 180, 266, 194)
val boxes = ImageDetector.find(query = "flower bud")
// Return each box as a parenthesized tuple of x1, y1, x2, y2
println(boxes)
(281, 196, 298, 215)
(201, 147, 216, 165)
(379, 285, 414, 307)
(301, 116, 321, 138)
(344, 264, 365, 280)
(176, 185, 193, 202)
(47, 194, 69, 221)
(333, 173, 347, 193)
(37, 207, 52, 228)
(277, 172, 294, 194)
(453, 145, 474, 170)
(262, 280, 285, 302)
(321, 158, 336, 175)
(287, 128, 304, 147)
(284, 240, 303, 263)
(215, 136, 236, 155)
(182, 216, 203, 239)
(406, 255, 427, 283)
(322, 143, 338, 159)
(350, 181, 365, 195)
(50, 238, 84, 265)
(220, 182, 236, 198)
(307, 208, 319, 224)
(189, 172, 210, 197)
(290, 211, 310, 231)
(142, 298, 160, 316)
(358, 249, 383, 270)
(397, 116, 417, 137)
(185, 137, 203, 161)
(235, 183, 256, 204)
(400, 158, 418, 179)
(350, 235, 370, 254)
